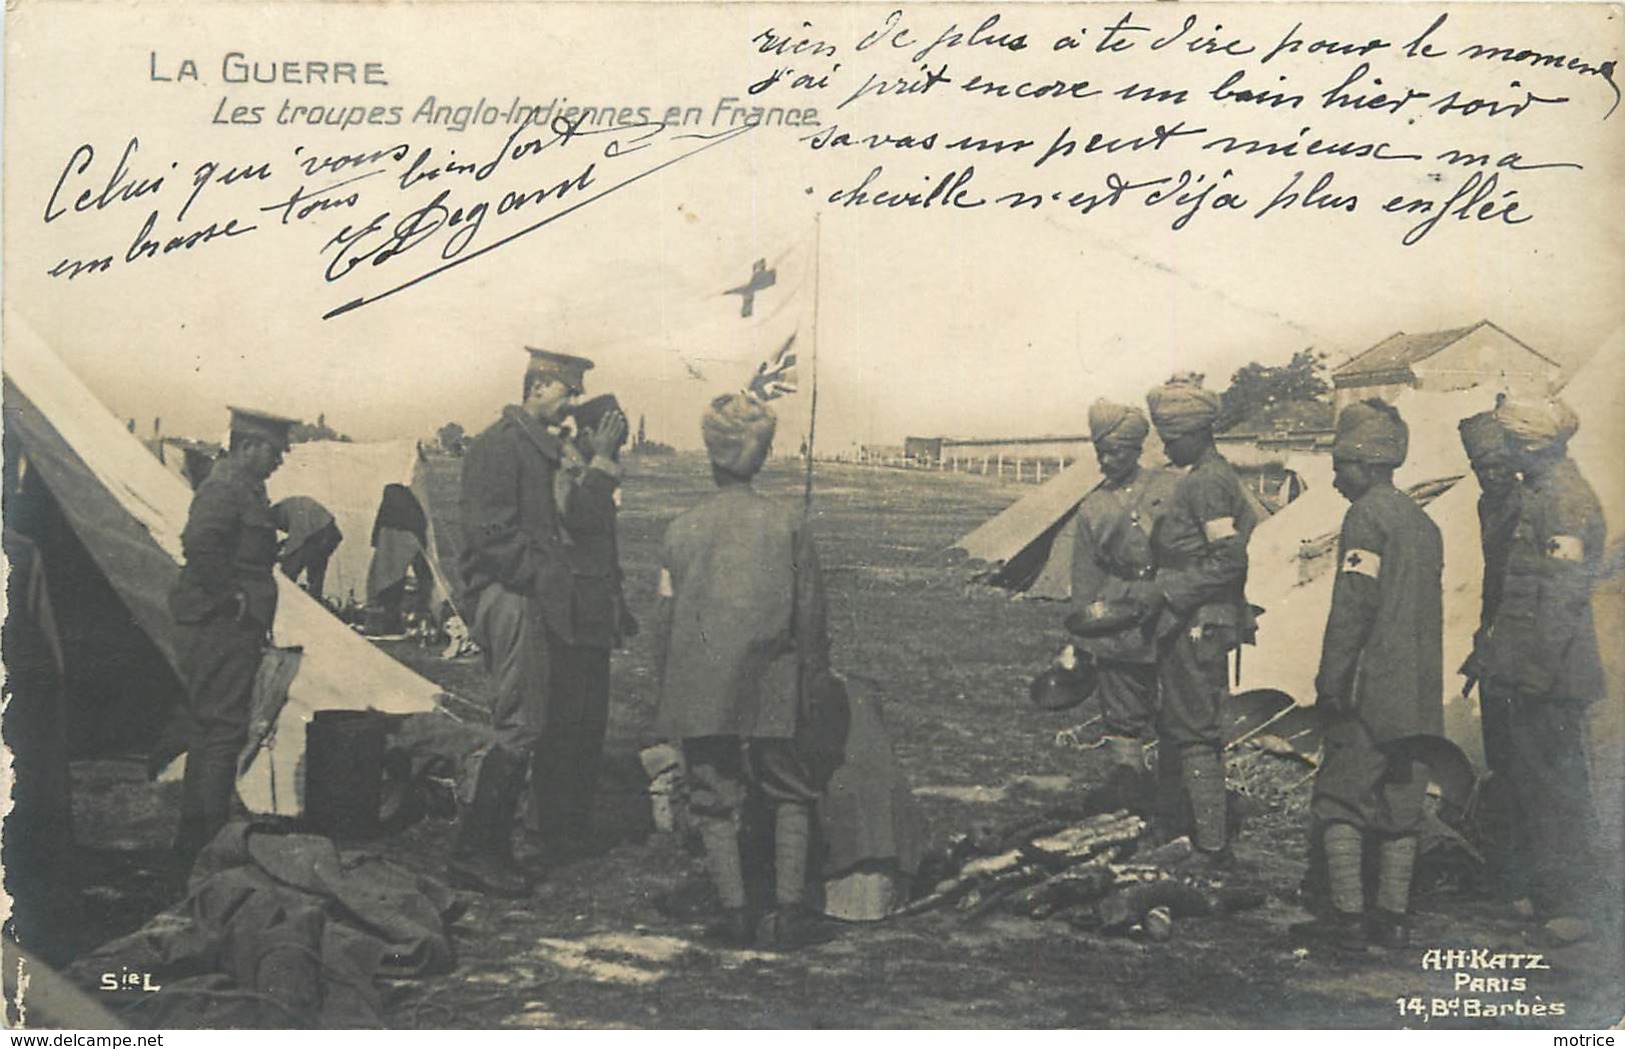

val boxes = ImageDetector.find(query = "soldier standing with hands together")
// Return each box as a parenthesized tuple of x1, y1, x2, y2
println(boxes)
(1291, 399, 1442, 950)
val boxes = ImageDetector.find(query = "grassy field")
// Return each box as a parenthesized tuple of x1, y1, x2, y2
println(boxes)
(365, 452, 1621, 1029)
(53, 452, 1625, 1029)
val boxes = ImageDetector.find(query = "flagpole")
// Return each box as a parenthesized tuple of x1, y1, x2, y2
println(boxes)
(802, 214, 822, 517)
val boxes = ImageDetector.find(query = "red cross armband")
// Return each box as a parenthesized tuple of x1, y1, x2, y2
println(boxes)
(1547, 535, 1584, 563)
(1340, 548, 1381, 578)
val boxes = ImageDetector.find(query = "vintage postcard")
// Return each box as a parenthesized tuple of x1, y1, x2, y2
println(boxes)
(2, 0, 1622, 1031)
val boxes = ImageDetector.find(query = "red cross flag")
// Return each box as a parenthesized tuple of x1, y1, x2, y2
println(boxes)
(540, 226, 813, 387)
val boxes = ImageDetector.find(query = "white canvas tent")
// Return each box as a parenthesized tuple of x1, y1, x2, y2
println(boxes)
(1237, 330, 1625, 765)
(952, 455, 1108, 599)
(2, 322, 447, 813)
(266, 439, 458, 618)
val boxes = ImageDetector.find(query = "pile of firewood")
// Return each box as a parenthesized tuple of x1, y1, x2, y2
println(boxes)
(900, 810, 1266, 939)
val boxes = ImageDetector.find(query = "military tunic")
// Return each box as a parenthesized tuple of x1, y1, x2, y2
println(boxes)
(1310, 482, 1444, 834)
(1146, 447, 1257, 750)
(657, 484, 830, 741)
(168, 455, 280, 852)
(1480, 456, 1608, 916)
(1070, 466, 1180, 738)
(658, 483, 830, 834)
(459, 406, 621, 766)
(1483, 458, 1606, 703)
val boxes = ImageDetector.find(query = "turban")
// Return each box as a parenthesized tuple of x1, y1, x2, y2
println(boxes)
(1146, 374, 1221, 437)
(1087, 400, 1150, 446)
(702, 392, 777, 477)
(1332, 398, 1408, 467)
(1495, 396, 1579, 452)
(1457, 411, 1511, 464)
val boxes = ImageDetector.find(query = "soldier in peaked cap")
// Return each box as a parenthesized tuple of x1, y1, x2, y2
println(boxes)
(1291, 399, 1443, 950)
(168, 406, 297, 860)
(1068, 400, 1180, 806)
(1480, 396, 1609, 942)
(1123, 374, 1257, 864)
(453, 348, 627, 896)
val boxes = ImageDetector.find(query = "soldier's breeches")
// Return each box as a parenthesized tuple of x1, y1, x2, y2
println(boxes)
(178, 615, 262, 849)
(1312, 717, 1426, 834)
(473, 586, 549, 758)
(1097, 662, 1158, 741)
(1154, 628, 1226, 750)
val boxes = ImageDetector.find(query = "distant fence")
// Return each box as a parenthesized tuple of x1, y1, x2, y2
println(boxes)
(821, 448, 1070, 485)
(821, 447, 1310, 508)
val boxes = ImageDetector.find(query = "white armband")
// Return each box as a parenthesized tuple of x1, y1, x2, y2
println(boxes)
(1548, 536, 1583, 563)
(1340, 548, 1381, 578)
(1202, 516, 1238, 542)
(657, 568, 674, 598)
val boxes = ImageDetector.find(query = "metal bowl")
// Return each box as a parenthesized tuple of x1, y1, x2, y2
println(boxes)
(1029, 660, 1099, 712)
(1065, 599, 1145, 639)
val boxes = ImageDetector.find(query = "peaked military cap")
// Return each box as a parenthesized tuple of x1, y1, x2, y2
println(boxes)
(226, 406, 298, 452)
(525, 348, 595, 392)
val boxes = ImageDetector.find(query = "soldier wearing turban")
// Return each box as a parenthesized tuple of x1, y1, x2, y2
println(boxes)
(1293, 399, 1443, 950)
(1125, 374, 1257, 864)
(1069, 401, 1179, 801)
(1145, 372, 1223, 439)
(1457, 412, 1521, 784)
(655, 392, 837, 951)
(1494, 396, 1580, 454)
(1482, 394, 1608, 941)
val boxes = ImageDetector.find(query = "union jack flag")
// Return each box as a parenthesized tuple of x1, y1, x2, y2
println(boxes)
(748, 334, 799, 401)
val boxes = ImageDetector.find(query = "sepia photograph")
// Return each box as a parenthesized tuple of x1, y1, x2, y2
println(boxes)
(2, 0, 1622, 1030)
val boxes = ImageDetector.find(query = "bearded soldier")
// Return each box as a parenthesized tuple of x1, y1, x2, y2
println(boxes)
(1069, 400, 1179, 802)
(1128, 375, 1257, 862)
(1291, 400, 1442, 950)
(1481, 396, 1609, 943)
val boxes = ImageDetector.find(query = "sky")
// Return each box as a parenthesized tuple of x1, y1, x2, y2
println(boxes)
(5, 2, 1621, 451)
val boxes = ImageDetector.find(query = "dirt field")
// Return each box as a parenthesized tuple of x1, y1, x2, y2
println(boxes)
(51, 454, 1625, 1028)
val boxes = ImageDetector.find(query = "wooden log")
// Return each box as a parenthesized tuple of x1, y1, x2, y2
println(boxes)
(898, 860, 1046, 918)
(1026, 816, 1147, 862)
(1006, 863, 1118, 919)
(996, 808, 1128, 853)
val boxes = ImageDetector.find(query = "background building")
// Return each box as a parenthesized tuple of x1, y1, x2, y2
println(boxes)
(1332, 320, 1559, 417)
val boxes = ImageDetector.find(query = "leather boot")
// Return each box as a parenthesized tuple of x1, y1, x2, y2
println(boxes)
(447, 748, 531, 898)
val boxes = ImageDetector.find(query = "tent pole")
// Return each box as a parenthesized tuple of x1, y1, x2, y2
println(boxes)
(802, 213, 822, 518)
